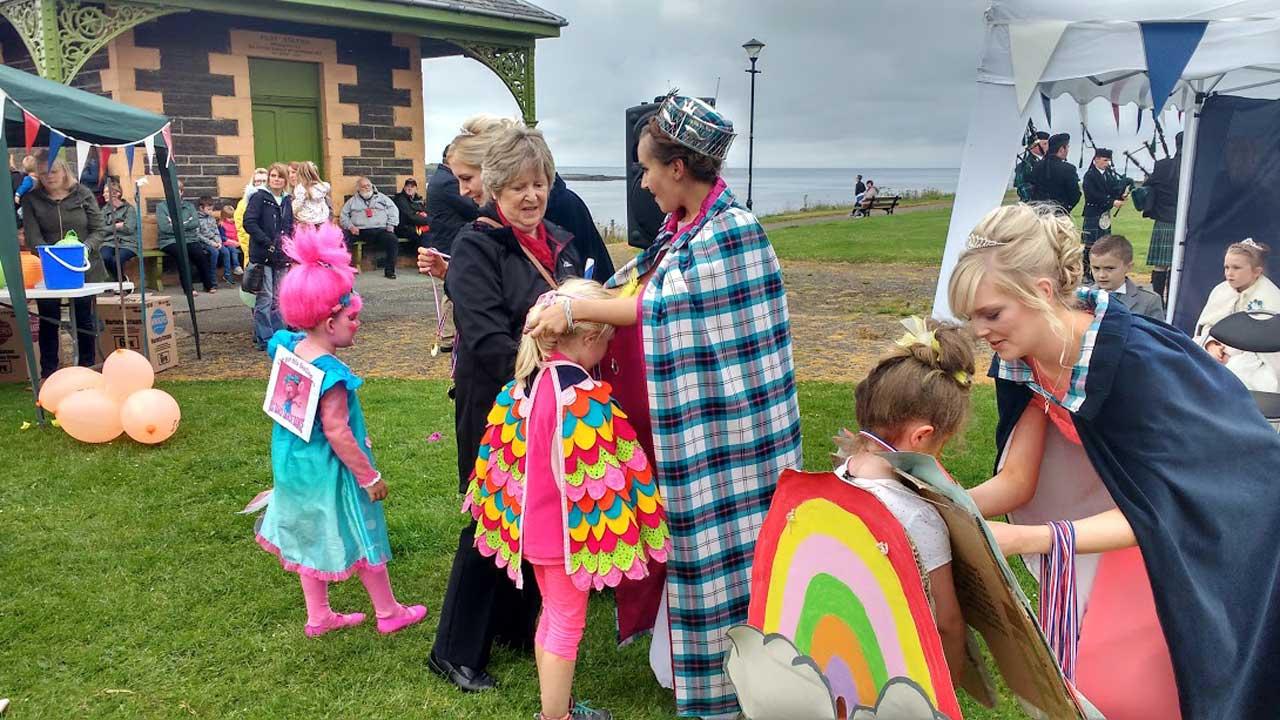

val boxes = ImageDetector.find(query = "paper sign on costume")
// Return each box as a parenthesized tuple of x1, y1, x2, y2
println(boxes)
(263, 347, 322, 442)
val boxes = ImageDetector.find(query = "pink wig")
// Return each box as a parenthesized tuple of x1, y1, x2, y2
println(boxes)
(278, 223, 364, 330)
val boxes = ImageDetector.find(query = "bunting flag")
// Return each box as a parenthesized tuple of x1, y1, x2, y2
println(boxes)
(1137, 106, 1143, 133)
(23, 110, 39, 153)
(1041, 92, 1053, 127)
(98, 147, 112, 183)
(125, 145, 135, 175)
(74, 140, 90, 183)
(1112, 103, 1121, 131)
(143, 134, 155, 173)
(1009, 20, 1070, 113)
(161, 123, 173, 167)
(47, 131, 66, 170)
(1140, 21, 1208, 116)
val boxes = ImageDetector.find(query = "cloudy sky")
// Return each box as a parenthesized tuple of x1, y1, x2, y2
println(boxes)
(422, 0, 1182, 170)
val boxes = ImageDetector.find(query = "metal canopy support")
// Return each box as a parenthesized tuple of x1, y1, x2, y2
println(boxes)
(0, 0, 183, 83)
(453, 39, 537, 126)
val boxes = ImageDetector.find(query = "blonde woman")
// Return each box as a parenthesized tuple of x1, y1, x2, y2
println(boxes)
(949, 203, 1280, 719)
(234, 167, 269, 267)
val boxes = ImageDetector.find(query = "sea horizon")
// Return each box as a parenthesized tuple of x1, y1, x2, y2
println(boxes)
(557, 166, 962, 226)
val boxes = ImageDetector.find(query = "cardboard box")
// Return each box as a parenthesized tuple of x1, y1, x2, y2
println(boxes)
(0, 305, 42, 383)
(97, 295, 180, 372)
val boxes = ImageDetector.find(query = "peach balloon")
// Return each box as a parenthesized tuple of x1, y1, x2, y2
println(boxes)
(102, 348, 155, 403)
(21, 253, 42, 289)
(120, 389, 181, 445)
(37, 366, 106, 414)
(56, 388, 124, 443)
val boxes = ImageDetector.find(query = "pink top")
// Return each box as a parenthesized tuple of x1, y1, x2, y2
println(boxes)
(220, 219, 238, 247)
(318, 387, 379, 487)
(522, 352, 573, 564)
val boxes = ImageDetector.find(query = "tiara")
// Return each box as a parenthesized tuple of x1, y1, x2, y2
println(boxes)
(1242, 238, 1262, 250)
(966, 233, 1003, 250)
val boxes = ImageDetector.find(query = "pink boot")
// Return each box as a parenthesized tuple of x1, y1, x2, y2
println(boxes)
(376, 604, 428, 635)
(304, 612, 367, 638)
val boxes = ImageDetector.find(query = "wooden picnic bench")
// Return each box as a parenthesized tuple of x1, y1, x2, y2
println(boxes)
(851, 195, 901, 217)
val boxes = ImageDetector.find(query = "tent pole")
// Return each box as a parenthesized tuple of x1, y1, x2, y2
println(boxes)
(133, 179, 149, 359)
(0, 131, 44, 423)
(159, 158, 201, 359)
(1165, 81, 1206, 323)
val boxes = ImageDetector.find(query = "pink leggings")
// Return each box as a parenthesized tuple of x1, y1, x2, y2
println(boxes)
(532, 563, 589, 662)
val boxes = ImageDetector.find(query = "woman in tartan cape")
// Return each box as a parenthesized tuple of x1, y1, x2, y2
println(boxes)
(525, 93, 803, 719)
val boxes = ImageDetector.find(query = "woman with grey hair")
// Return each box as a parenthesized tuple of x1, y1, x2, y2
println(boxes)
(428, 124, 586, 701)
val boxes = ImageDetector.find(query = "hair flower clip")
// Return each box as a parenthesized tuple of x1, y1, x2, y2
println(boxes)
(895, 316, 941, 359)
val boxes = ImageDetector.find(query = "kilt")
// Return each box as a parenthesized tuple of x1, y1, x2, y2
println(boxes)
(1148, 220, 1175, 268)
(1082, 214, 1104, 247)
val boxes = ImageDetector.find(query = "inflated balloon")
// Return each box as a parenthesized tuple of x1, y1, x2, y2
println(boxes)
(120, 388, 181, 445)
(56, 388, 124, 443)
(21, 253, 42, 289)
(239, 288, 256, 309)
(102, 348, 155, 403)
(37, 366, 106, 414)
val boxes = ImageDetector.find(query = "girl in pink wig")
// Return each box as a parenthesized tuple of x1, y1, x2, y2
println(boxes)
(250, 222, 427, 638)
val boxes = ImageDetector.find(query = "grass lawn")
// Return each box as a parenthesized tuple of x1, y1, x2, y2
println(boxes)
(0, 379, 1038, 719)
(770, 205, 1158, 272)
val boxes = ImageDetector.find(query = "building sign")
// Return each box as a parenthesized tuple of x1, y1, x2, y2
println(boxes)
(237, 31, 330, 62)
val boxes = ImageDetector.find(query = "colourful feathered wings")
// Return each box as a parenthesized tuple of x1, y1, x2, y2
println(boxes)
(463, 369, 671, 591)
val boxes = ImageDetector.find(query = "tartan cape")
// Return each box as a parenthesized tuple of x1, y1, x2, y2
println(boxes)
(609, 181, 803, 716)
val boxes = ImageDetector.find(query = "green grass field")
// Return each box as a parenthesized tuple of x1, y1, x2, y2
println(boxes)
(0, 379, 1041, 719)
(769, 205, 1157, 271)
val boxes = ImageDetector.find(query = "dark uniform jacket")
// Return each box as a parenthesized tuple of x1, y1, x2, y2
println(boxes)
(546, 174, 614, 280)
(1030, 155, 1081, 212)
(1082, 165, 1125, 219)
(1142, 154, 1181, 224)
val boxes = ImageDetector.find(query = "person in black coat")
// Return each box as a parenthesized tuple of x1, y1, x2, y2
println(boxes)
(1030, 133, 1081, 213)
(1080, 148, 1126, 281)
(424, 149, 480, 253)
(429, 127, 584, 695)
(243, 163, 294, 350)
(392, 178, 429, 247)
(1143, 132, 1183, 301)
(545, 173, 614, 280)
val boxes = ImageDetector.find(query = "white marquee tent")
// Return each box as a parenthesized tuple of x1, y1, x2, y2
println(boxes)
(933, 0, 1280, 321)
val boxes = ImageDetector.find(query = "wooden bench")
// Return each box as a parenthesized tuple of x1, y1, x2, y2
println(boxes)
(141, 250, 165, 292)
(349, 233, 417, 269)
(851, 195, 902, 217)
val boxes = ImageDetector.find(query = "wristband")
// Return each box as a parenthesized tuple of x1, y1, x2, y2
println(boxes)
(562, 297, 575, 332)
(359, 472, 383, 489)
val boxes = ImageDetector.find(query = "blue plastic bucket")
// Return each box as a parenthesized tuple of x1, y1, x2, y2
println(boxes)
(39, 244, 91, 290)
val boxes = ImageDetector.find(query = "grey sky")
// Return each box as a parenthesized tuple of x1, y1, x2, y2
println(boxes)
(422, 0, 1183, 170)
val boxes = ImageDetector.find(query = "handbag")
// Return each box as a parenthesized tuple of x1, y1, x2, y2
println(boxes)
(243, 262, 265, 293)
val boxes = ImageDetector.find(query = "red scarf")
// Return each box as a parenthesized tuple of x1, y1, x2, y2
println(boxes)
(495, 205, 554, 273)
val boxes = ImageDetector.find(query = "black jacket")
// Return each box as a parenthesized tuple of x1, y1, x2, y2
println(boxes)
(424, 163, 479, 252)
(546, 174, 615, 281)
(244, 188, 294, 267)
(392, 189, 428, 236)
(1082, 165, 1124, 219)
(444, 206, 583, 491)
(1030, 155, 1081, 212)
(1143, 154, 1181, 224)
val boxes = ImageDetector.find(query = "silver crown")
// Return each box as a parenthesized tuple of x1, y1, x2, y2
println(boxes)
(1242, 237, 1262, 250)
(966, 233, 1003, 250)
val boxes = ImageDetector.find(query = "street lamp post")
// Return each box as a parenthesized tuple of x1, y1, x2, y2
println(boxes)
(743, 38, 765, 212)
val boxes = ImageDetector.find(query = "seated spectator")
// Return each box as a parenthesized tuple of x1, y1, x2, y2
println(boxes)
(219, 204, 244, 278)
(852, 179, 878, 216)
(1088, 234, 1164, 319)
(101, 178, 138, 282)
(1195, 239, 1280, 392)
(339, 176, 400, 279)
(155, 180, 216, 295)
(196, 196, 231, 286)
(392, 178, 429, 246)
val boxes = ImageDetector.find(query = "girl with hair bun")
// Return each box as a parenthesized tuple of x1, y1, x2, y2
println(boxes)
(949, 203, 1280, 719)
(250, 224, 427, 639)
(832, 317, 974, 682)
(1194, 238, 1280, 391)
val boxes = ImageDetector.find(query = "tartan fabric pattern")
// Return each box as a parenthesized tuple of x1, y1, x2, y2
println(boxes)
(997, 287, 1111, 413)
(1147, 220, 1176, 267)
(612, 183, 803, 717)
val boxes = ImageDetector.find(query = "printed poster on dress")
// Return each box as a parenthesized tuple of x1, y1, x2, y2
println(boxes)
(263, 346, 322, 442)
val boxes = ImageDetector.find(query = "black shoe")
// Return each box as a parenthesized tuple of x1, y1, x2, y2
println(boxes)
(385, 270, 397, 279)
(427, 653, 496, 693)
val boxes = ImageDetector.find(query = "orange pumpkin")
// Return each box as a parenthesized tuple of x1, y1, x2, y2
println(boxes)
(21, 253, 42, 289)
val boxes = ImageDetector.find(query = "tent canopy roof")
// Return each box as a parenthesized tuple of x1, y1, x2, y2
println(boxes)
(0, 64, 170, 149)
(979, 0, 1280, 109)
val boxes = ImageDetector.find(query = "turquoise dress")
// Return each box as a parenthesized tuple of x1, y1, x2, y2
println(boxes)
(255, 330, 392, 580)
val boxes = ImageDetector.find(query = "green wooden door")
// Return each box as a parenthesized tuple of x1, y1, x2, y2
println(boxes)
(249, 59, 323, 174)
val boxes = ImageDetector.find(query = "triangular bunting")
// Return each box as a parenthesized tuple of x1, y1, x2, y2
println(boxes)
(1112, 103, 1121, 131)
(1041, 92, 1053, 127)
(1137, 107, 1143, 133)
(1140, 22, 1208, 116)
(47, 131, 66, 170)
(161, 124, 173, 167)
(143, 134, 156, 173)
(74, 140, 90, 184)
(23, 110, 38, 153)
(125, 145, 135, 175)
(98, 147, 112, 182)
(1009, 20, 1070, 113)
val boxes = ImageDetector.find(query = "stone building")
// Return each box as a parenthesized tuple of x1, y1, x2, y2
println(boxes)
(0, 0, 562, 241)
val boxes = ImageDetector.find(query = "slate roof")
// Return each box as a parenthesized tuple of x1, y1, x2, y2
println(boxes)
(383, 0, 567, 27)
